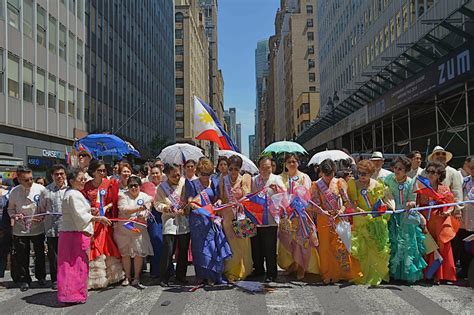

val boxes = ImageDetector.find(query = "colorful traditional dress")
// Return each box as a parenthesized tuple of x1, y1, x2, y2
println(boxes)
(384, 174, 426, 282)
(219, 174, 253, 281)
(278, 171, 320, 278)
(311, 178, 361, 283)
(186, 178, 232, 284)
(82, 179, 124, 289)
(417, 183, 460, 282)
(347, 178, 390, 285)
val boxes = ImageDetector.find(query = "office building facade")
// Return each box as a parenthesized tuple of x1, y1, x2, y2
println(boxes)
(0, 0, 86, 175)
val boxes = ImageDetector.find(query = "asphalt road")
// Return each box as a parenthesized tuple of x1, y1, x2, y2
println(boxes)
(1, 270, 473, 315)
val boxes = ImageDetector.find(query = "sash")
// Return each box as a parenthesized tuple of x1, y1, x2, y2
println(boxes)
(316, 179, 339, 211)
(224, 175, 237, 202)
(161, 181, 182, 210)
(398, 183, 405, 207)
(192, 179, 212, 206)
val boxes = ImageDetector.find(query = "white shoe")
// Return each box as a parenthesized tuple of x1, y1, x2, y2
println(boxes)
(121, 279, 130, 286)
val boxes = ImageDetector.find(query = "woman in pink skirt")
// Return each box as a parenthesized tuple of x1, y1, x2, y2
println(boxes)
(57, 168, 111, 304)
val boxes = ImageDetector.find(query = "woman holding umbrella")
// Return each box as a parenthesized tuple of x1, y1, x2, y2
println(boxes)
(311, 159, 361, 284)
(82, 160, 124, 289)
(277, 153, 320, 279)
(218, 155, 253, 281)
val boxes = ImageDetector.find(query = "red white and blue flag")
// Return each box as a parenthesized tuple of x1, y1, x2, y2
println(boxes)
(242, 191, 269, 225)
(193, 96, 240, 152)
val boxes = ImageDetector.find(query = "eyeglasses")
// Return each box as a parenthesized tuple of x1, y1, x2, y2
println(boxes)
(96, 169, 107, 173)
(358, 172, 368, 177)
(434, 152, 446, 156)
(200, 172, 213, 177)
(128, 184, 139, 188)
(78, 154, 89, 158)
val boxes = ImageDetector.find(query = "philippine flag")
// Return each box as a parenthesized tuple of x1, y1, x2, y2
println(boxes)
(414, 175, 440, 200)
(242, 191, 269, 225)
(425, 249, 443, 279)
(193, 96, 240, 152)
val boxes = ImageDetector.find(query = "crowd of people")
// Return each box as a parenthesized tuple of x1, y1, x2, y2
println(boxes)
(0, 145, 473, 305)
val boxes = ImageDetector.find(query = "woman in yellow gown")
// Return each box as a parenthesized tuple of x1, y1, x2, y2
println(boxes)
(311, 159, 362, 284)
(347, 160, 391, 286)
(218, 155, 253, 281)
(278, 153, 320, 279)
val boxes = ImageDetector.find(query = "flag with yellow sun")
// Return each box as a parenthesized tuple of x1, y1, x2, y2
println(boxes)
(193, 96, 240, 152)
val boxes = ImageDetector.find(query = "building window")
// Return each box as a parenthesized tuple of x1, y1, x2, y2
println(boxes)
(300, 103, 310, 114)
(77, 0, 83, 20)
(307, 32, 314, 41)
(59, 24, 67, 60)
(309, 86, 316, 92)
(7, 54, 19, 98)
(175, 12, 184, 23)
(36, 69, 46, 106)
(68, 32, 75, 66)
(23, 0, 33, 38)
(48, 75, 56, 110)
(37, 5, 46, 47)
(49, 16, 57, 54)
(7, 0, 20, 29)
(77, 89, 83, 120)
(68, 85, 75, 117)
(308, 59, 315, 69)
(175, 28, 183, 39)
(308, 45, 314, 54)
(59, 81, 66, 113)
(176, 78, 184, 89)
(0, 51, 3, 95)
(69, 0, 75, 15)
(307, 19, 313, 28)
(175, 45, 184, 55)
(309, 73, 316, 82)
(0, 1, 4, 19)
(176, 111, 184, 119)
(77, 38, 83, 69)
(306, 5, 313, 14)
(23, 62, 33, 102)
(176, 61, 184, 71)
(176, 94, 184, 104)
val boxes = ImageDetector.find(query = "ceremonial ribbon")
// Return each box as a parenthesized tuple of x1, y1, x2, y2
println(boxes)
(398, 184, 405, 207)
(360, 188, 371, 209)
(99, 188, 106, 216)
(109, 218, 147, 227)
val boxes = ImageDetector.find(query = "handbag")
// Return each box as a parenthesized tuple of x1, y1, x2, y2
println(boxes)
(232, 217, 257, 238)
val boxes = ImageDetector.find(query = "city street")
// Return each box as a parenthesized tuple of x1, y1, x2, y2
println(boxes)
(1, 270, 473, 314)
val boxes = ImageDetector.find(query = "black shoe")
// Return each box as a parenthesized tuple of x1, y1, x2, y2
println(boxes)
(51, 282, 58, 290)
(264, 276, 276, 283)
(38, 279, 47, 286)
(20, 283, 29, 292)
(175, 278, 189, 285)
(159, 281, 169, 287)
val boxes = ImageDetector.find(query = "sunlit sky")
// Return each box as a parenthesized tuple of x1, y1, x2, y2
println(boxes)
(218, 0, 280, 156)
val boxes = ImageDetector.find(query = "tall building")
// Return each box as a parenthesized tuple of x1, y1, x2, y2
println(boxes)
(228, 107, 236, 143)
(249, 134, 256, 161)
(255, 39, 269, 153)
(0, 0, 86, 175)
(174, 0, 210, 148)
(265, 0, 320, 142)
(84, 0, 175, 156)
(199, 0, 224, 122)
(236, 122, 241, 151)
(298, 0, 474, 166)
(223, 109, 230, 133)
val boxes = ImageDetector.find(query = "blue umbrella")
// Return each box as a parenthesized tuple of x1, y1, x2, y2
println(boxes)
(74, 134, 141, 159)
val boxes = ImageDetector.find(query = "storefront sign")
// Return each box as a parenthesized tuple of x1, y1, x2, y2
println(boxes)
(42, 150, 62, 158)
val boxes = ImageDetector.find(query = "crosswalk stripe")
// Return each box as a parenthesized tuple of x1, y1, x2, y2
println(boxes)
(265, 282, 324, 314)
(0, 287, 21, 304)
(342, 285, 421, 314)
(386, 285, 450, 315)
(123, 286, 164, 314)
(412, 284, 474, 315)
(95, 286, 146, 314)
(183, 286, 239, 315)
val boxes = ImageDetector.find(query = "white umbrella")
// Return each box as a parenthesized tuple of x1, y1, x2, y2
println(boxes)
(308, 150, 352, 165)
(158, 143, 204, 165)
(217, 150, 258, 174)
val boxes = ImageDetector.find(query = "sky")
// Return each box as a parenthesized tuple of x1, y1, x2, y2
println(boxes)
(218, 0, 280, 156)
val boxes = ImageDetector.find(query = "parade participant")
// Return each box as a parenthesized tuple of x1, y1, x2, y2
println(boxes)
(347, 160, 390, 286)
(118, 163, 133, 192)
(35, 176, 47, 186)
(57, 167, 111, 304)
(211, 156, 229, 189)
(155, 164, 189, 286)
(115, 177, 153, 288)
(8, 166, 46, 291)
(185, 158, 231, 284)
(183, 160, 198, 181)
(416, 161, 459, 283)
(458, 157, 474, 280)
(0, 178, 11, 281)
(278, 153, 319, 279)
(154, 159, 167, 182)
(384, 157, 427, 283)
(82, 160, 123, 289)
(250, 156, 285, 282)
(39, 164, 68, 290)
(77, 150, 93, 180)
(407, 151, 424, 179)
(111, 162, 120, 180)
(143, 166, 164, 279)
(459, 156, 472, 177)
(311, 159, 361, 284)
(218, 155, 253, 281)
(370, 151, 392, 180)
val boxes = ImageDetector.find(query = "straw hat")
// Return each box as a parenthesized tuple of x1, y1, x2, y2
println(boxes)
(370, 151, 384, 161)
(427, 146, 453, 162)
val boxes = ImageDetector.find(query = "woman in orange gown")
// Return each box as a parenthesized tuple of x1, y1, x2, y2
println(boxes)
(82, 160, 124, 289)
(311, 159, 362, 284)
(416, 161, 460, 283)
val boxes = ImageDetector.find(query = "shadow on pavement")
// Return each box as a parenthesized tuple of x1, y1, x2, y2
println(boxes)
(21, 291, 70, 308)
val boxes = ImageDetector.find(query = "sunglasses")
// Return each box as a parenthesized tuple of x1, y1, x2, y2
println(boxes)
(23, 177, 34, 182)
(200, 172, 213, 177)
(128, 184, 139, 188)
(78, 154, 89, 158)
